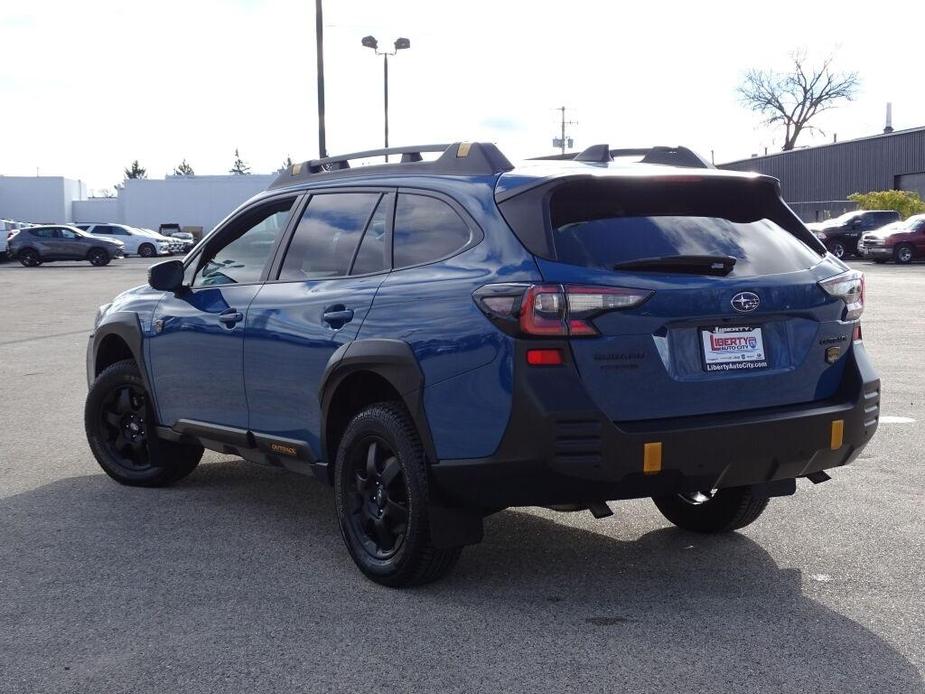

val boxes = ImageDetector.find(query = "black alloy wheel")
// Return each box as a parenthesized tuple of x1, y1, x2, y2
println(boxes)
(89, 248, 110, 266)
(346, 437, 410, 560)
(85, 359, 202, 486)
(18, 248, 41, 267)
(334, 402, 462, 587)
(98, 383, 151, 470)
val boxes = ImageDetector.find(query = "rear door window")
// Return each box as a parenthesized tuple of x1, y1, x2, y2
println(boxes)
(392, 194, 472, 268)
(350, 197, 390, 275)
(279, 193, 380, 280)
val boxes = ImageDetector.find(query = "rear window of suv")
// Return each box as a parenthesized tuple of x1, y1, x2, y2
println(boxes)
(502, 177, 823, 277)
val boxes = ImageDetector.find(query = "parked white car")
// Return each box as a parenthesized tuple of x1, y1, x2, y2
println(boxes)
(73, 223, 172, 257)
(133, 227, 185, 254)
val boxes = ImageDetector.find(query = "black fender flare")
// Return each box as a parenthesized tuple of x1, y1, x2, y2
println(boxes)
(318, 338, 437, 465)
(89, 312, 159, 415)
(319, 338, 483, 548)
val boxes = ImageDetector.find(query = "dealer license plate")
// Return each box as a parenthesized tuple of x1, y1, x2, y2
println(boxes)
(701, 326, 768, 372)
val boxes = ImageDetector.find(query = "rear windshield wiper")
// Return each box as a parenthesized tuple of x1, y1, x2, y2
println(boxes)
(612, 255, 736, 276)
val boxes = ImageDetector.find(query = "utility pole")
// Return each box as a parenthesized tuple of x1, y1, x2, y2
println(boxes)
(552, 106, 577, 155)
(315, 0, 327, 158)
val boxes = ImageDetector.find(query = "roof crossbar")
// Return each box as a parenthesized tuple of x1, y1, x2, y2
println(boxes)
(269, 142, 514, 189)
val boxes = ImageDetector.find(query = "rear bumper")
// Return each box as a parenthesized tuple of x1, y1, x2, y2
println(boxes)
(430, 341, 880, 509)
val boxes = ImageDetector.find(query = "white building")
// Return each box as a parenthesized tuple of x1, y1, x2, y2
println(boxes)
(0, 176, 87, 223)
(0, 173, 275, 233)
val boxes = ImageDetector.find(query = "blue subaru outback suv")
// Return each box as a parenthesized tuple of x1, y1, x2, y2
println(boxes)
(85, 142, 880, 586)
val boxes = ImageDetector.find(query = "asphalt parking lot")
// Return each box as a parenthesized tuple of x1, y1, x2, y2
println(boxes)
(0, 256, 922, 694)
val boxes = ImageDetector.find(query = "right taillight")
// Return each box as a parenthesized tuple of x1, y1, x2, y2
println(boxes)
(473, 283, 653, 337)
(819, 270, 864, 321)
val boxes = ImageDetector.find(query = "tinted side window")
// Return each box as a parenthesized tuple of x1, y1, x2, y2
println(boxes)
(32, 228, 57, 238)
(280, 193, 379, 280)
(59, 228, 80, 239)
(351, 197, 389, 275)
(393, 194, 471, 268)
(93, 226, 113, 235)
(194, 198, 294, 287)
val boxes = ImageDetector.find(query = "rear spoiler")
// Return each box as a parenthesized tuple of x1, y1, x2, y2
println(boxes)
(531, 144, 712, 169)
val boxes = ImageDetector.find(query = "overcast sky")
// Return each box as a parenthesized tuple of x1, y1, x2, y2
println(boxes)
(2, 0, 924, 192)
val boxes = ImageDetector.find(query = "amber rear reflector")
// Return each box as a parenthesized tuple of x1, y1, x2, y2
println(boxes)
(830, 419, 844, 450)
(643, 442, 662, 475)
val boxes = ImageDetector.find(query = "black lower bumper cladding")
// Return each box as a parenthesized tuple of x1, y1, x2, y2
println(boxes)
(431, 340, 880, 509)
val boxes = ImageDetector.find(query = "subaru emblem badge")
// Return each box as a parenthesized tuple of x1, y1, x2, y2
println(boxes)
(730, 292, 760, 313)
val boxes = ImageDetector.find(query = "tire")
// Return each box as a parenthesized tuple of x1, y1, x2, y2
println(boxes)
(138, 243, 155, 258)
(18, 248, 41, 267)
(88, 248, 111, 266)
(85, 359, 203, 486)
(894, 244, 915, 265)
(652, 486, 770, 533)
(830, 241, 846, 259)
(334, 402, 461, 587)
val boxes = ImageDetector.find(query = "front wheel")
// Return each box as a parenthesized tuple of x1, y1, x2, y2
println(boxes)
(652, 486, 770, 533)
(334, 402, 461, 587)
(85, 359, 203, 486)
(138, 243, 155, 258)
(88, 248, 110, 266)
(895, 244, 915, 265)
(830, 241, 847, 259)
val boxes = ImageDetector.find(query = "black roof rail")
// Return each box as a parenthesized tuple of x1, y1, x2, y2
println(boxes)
(269, 142, 514, 189)
(530, 144, 712, 169)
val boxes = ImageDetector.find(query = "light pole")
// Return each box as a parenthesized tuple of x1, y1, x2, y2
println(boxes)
(361, 35, 410, 162)
(315, 0, 326, 158)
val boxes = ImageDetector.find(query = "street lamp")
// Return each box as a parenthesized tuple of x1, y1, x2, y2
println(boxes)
(361, 35, 411, 162)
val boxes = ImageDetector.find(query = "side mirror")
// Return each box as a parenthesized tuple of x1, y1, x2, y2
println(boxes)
(148, 259, 185, 291)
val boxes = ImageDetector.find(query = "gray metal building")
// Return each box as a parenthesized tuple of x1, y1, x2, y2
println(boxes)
(722, 126, 925, 222)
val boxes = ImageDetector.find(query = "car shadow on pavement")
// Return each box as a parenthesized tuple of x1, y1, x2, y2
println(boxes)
(1, 460, 922, 694)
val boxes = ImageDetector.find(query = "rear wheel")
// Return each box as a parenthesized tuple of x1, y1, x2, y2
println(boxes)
(18, 248, 41, 267)
(138, 243, 155, 258)
(895, 244, 915, 264)
(334, 402, 461, 587)
(88, 248, 110, 266)
(652, 486, 770, 533)
(85, 359, 203, 486)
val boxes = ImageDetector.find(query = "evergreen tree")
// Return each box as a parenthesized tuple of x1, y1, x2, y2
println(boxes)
(124, 160, 147, 179)
(230, 149, 251, 175)
(174, 159, 195, 176)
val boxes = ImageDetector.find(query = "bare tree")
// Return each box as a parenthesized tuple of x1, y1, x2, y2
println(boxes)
(738, 52, 859, 151)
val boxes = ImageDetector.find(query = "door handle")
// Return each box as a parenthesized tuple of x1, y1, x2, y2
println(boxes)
(218, 309, 244, 326)
(322, 306, 354, 328)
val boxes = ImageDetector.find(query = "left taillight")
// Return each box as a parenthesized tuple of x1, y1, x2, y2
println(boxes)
(473, 283, 652, 337)
(819, 270, 864, 321)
